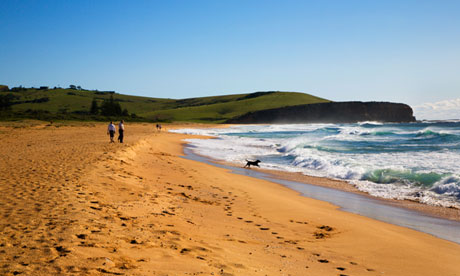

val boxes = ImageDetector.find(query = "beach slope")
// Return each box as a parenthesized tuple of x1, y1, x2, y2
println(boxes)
(0, 122, 458, 275)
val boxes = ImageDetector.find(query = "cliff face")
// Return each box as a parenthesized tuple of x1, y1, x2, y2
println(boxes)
(226, 102, 416, 124)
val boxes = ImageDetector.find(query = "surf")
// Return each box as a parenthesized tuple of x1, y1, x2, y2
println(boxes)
(172, 121, 460, 208)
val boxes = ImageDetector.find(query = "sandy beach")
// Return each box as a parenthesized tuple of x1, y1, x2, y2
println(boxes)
(0, 122, 459, 276)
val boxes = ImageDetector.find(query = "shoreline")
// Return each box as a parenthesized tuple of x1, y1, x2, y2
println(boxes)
(253, 167, 460, 222)
(172, 125, 460, 223)
(265, 169, 460, 222)
(183, 146, 460, 244)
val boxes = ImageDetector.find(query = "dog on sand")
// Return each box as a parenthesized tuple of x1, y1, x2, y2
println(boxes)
(244, 159, 261, 168)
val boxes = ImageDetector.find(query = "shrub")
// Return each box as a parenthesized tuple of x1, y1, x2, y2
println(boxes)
(0, 85, 9, 92)
(90, 98, 99, 114)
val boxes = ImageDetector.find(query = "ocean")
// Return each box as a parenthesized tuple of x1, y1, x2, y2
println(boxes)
(172, 121, 460, 209)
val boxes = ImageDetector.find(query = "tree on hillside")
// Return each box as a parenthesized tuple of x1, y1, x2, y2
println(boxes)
(11, 86, 26, 92)
(100, 94, 125, 116)
(0, 93, 17, 110)
(0, 85, 9, 92)
(90, 98, 99, 114)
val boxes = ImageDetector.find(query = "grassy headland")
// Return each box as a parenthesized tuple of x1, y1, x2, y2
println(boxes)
(0, 86, 329, 123)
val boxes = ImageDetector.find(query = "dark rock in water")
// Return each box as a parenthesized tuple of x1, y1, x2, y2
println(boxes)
(226, 101, 416, 124)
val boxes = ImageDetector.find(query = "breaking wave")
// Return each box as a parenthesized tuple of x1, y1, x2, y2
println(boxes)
(171, 122, 460, 208)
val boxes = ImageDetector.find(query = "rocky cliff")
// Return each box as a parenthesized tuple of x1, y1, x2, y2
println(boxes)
(226, 101, 416, 124)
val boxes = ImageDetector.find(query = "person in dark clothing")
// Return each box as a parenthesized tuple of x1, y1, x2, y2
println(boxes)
(118, 120, 125, 143)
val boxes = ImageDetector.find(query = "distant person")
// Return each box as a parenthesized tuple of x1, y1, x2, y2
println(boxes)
(118, 120, 125, 143)
(107, 121, 116, 143)
(156, 123, 162, 131)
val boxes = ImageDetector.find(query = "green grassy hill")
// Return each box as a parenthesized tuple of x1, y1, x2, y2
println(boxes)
(0, 87, 330, 123)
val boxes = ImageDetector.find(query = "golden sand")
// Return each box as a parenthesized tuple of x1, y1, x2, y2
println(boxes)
(0, 122, 459, 275)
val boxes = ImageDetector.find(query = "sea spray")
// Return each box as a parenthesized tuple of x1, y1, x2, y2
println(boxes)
(171, 122, 460, 208)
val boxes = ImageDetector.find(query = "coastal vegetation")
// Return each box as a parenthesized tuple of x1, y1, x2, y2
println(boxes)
(0, 85, 329, 123)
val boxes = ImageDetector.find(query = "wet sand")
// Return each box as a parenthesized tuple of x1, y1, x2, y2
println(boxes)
(209, 162, 460, 223)
(0, 122, 459, 275)
(183, 148, 460, 244)
(265, 170, 460, 222)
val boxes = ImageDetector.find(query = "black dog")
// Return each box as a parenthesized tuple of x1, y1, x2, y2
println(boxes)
(244, 159, 261, 168)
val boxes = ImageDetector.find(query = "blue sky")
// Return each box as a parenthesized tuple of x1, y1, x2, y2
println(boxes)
(1, 0, 459, 118)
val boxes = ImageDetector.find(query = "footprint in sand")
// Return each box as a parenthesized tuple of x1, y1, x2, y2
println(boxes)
(318, 225, 333, 231)
(76, 234, 87, 239)
(180, 248, 191, 254)
(55, 246, 71, 256)
(313, 232, 330, 239)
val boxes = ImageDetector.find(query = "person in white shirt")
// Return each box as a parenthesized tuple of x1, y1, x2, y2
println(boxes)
(107, 121, 116, 143)
(118, 120, 125, 143)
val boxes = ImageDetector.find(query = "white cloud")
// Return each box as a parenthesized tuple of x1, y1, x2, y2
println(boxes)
(413, 98, 460, 120)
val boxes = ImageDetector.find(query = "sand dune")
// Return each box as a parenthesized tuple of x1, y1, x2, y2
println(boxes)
(0, 122, 459, 275)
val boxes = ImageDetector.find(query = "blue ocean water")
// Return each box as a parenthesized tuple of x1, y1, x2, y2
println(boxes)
(172, 121, 460, 208)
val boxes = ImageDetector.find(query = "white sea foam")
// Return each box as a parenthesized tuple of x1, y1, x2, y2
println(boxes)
(172, 123, 460, 208)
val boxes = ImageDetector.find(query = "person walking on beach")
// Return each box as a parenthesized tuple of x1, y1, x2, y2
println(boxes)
(118, 120, 125, 143)
(107, 121, 116, 143)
